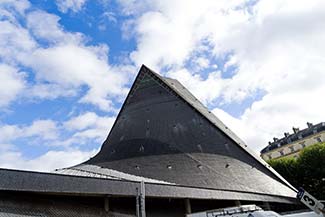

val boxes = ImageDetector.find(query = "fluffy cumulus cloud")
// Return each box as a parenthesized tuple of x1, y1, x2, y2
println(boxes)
(1, 0, 325, 171)
(118, 0, 325, 151)
(0, 112, 115, 171)
(0, 120, 57, 146)
(0, 0, 127, 171)
(120, 0, 247, 68)
(0, 0, 131, 111)
(212, 0, 325, 150)
(55, 0, 87, 13)
(63, 112, 115, 146)
(25, 44, 129, 110)
(0, 148, 97, 172)
(0, 64, 25, 107)
(118, 0, 253, 106)
(26, 10, 84, 44)
(166, 68, 225, 105)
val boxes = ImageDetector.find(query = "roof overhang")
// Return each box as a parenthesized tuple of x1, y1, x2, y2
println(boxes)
(0, 168, 297, 204)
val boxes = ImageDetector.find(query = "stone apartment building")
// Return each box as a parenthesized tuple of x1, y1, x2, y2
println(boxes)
(261, 122, 325, 161)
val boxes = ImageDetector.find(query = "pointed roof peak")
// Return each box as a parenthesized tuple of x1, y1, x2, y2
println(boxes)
(143, 65, 295, 190)
(84, 65, 296, 199)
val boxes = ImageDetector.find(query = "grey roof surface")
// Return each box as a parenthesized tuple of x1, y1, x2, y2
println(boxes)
(0, 213, 44, 217)
(55, 164, 174, 184)
(153, 70, 294, 190)
(0, 168, 296, 203)
(82, 65, 297, 201)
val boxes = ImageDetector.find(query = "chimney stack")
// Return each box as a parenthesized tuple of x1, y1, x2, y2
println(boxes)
(292, 127, 299, 134)
(284, 132, 290, 137)
(273, 137, 278, 142)
(307, 122, 313, 128)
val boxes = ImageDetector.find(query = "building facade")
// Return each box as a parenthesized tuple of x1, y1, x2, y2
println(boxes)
(261, 122, 325, 161)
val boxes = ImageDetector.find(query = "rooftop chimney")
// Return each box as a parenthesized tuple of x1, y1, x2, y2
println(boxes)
(292, 127, 299, 134)
(268, 141, 272, 145)
(273, 137, 279, 142)
(307, 122, 313, 128)
(284, 132, 290, 137)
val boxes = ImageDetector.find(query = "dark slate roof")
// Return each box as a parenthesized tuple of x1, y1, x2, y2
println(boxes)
(82, 65, 296, 201)
(0, 168, 297, 203)
(261, 122, 325, 154)
(0, 212, 45, 217)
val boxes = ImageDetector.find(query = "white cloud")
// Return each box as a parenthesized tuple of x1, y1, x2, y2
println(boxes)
(0, 0, 30, 15)
(65, 112, 101, 130)
(0, 111, 114, 148)
(195, 57, 210, 69)
(24, 120, 59, 140)
(0, 125, 20, 143)
(0, 64, 25, 107)
(118, 0, 325, 152)
(211, 1, 325, 104)
(63, 112, 115, 145)
(0, 111, 111, 172)
(0, 148, 97, 172)
(0, 119, 59, 143)
(118, 0, 250, 106)
(0, 1, 132, 111)
(98, 11, 118, 31)
(2, 0, 325, 171)
(55, 0, 87, 13)
(167, 68, 225, 105)
(26, 10, 84, 44)
(121, 0, 247, 69)
(208, 0, 325, 151)
(28, 83, 77, 99)
(214, 83, 325, 152)
(24, 44, 129, 111)
(0, 112, 114, 171)
(0, 20, 36, 63)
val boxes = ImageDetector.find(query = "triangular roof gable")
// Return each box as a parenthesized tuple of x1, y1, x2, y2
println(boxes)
(88, 65, 296, 195)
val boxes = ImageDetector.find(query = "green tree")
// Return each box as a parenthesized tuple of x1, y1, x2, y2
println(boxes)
(268, 142, 325, 200)
(268, 157, 299, 188)
(296, 143, 325, 199)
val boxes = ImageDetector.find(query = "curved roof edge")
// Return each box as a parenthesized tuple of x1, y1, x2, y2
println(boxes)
(139, 65, 297, 193)
(0, 168, 297, 203)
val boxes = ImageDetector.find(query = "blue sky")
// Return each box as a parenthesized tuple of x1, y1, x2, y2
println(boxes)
(1, 0, 325, 171)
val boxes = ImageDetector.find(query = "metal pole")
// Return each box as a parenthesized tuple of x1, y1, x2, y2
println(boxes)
(140, 181, 146, 217)
(136, 187, 140, 217)
(104, 197, 110, 212)
(184, 198, 191, 214)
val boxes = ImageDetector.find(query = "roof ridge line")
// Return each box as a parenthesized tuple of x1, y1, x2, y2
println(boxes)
(142, 65, 296, 192)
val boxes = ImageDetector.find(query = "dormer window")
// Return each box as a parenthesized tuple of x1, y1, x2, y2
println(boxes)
(315, 137, 322, 143)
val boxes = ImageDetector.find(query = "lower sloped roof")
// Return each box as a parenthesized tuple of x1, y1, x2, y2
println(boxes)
(0, 168, 297, 203)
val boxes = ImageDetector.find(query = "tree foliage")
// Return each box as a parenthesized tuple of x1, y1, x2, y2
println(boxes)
(268, 142, 325, 199)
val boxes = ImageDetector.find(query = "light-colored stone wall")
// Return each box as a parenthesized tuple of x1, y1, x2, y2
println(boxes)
(261, 131, 325, 161)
